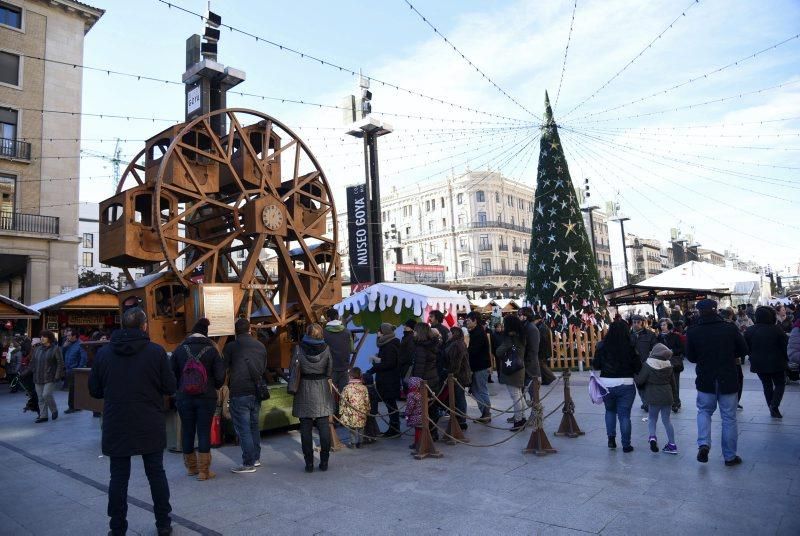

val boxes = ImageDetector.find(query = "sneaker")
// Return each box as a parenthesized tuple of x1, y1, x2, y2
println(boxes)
(622, 445, 634, 453)
(649, 436, 658, 453)
(34, 417, 48, 424)
(697, 445, 710, 463)
(510, 419, 527, 432)
(254, 460, 262, 467)
(608, 437, 617, 449)
(230, 465, 256, 474)
(506, 416, 515, 423)
(724, 456, 743, 467)
(662, 443, 678, 455)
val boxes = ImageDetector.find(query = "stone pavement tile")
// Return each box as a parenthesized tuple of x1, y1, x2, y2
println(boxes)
(580, 491, 683, 517)
(645, 478, 738, 508)
(788, 477, 800, 497)
(777, 513, 800, 536)
(432, 511, 580, 536)
(176, 496, 278, 532)
(732, 488, 800, 520)
(513, 503, 619, 534)
(506, 479, 602, 512)
(223, 512, 326, 536)
(302, 502, 435, 536)
(0, 511, 34, 535)
(599, 511, 714, 536)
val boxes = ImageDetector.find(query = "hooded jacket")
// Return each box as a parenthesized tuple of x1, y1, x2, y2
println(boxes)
(223, 333, 268, 398)
(368, 335, 401, 400)
(686, 314, 748, 395)
(88, 329, 176, 457)
(411, 338, 440, 390)
(631, 327, 657, 362)
(635, 345, 677, 406)
(467, 324, 491, 372)
(323, 320, 353, 372)
(291, 337, 334, 419)
(745, 308, 789, 375)
(171, 334, 226, 400)
(496, 332, 527, 388)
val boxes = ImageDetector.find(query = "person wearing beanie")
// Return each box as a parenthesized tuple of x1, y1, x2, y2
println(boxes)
(686, 298, 748, 466)
(366, 323, 402, 437)
(398, 319, 417, 398)
(171, 318, 225, 480)
(322, 308, 354, 414)
(635, 343, 679, 454)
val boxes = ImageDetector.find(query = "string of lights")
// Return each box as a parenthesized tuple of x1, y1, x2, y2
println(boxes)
(400, 0, 540, 121)
(561, 0, 702, 119)
(553, 0, 578, 111)
(567, 32, 800, 121)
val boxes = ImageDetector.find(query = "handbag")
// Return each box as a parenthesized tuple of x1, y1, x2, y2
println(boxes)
(588, 371, 609, 405)
(500, 344, 524, 376)
(287, 348, 302, 395)
(244, 356, 270, 402)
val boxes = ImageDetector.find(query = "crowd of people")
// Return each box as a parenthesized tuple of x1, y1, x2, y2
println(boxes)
(3, 296, 797, 535)
(596, 298, 797, 465)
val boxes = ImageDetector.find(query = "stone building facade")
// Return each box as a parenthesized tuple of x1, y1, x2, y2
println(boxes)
(0, 0, 102, 303)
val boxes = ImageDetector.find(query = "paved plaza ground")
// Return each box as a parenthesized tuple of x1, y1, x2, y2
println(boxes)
(0, 363, 797, 536)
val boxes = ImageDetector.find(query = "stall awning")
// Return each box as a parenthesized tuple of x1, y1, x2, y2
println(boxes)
(30, 285, 118, 312)
(0, 294, 40, 319)
(603, 284, 729, 306)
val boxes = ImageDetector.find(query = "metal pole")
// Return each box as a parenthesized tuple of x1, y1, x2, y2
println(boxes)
(367, 131, 384, 283)
(362, 136, 376, 284)
(588, 209, 596, 258)
(619, 219, 629, 285)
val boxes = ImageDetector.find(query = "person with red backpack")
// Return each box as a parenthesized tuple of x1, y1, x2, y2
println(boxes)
(171, 319, 225, 481)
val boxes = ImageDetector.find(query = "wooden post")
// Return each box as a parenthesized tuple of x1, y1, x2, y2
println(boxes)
(414, 380, 443, 460)
(523, 377, 557, 456)
(445, 374, 468, 445)
(327, 380, 345, 451)
(555, 370, 585, 438)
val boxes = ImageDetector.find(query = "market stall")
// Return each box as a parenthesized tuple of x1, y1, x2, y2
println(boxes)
(0, 295, 39, 380)
(334, 283, 470, 369)
(29, 285, 119, 338)
(638, 261, 763, 306)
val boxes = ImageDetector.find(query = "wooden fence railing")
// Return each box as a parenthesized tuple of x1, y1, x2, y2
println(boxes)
(549, 325, 608, 370)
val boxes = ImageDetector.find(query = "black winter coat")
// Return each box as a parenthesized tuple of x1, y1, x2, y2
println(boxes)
(467, 325, 491, 372)
(686, 315, 748, 395)
(89, 329, 176, 457)
(411, 338, 440, 390)
(745, 319, 788, 375)
(592, 340, 640, 378)
(369, 338, 401, 400)
(536, 321, 552, 362)
(171, 335, 225, 401)
(399, 332, 415, 378)
(522, 321, 541, 378)
(631, 328, 657, 362)
(223, 334, 267, 398)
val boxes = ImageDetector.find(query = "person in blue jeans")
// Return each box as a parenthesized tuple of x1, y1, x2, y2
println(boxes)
(592, 320, 641, 453)
(223, 318, 268, 474)
(686, 299, 748, 466)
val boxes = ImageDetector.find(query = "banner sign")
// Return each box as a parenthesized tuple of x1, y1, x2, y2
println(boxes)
(346, 184, 372, 285)
(396, 264, 445, 273)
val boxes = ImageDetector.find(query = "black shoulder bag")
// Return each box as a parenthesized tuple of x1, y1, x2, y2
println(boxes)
(244, 356, 270, 401)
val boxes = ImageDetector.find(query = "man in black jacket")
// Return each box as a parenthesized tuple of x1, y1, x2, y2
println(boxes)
(686, 299, 748, 466)
(518, 307, 542, 381)
(631, 315, 657, 410)
(89, 307, 176, 536)
(465, 312, 492, 423)
(223, 318, 268, 474)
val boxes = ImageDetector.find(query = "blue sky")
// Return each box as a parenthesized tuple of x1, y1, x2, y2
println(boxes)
(78, 0, 800, 268)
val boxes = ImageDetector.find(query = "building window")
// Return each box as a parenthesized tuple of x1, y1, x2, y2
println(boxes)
(507, 195, 513, 207)
(501, 259, 507, 272)
(441, 217, 446, 229)
(83, 233, 93, 248)
(118, 275, 128, 288)
(456, 193, 463, 204)
(405, 226, 411, 236)
(0, 107, 18, 147)
(82, 252, 93, 267)
(479, 235, 490, 249)
(521, 218, 526, 228)
(425, 200, 431, 212)
(440, 197, 445, 209)
(457, 214, 464, 226)
(481, 259, 492, 272)
(407, 246, 412, 256)
(514, 261, 520, 272)
(476, 190, 485, 202)
(459, 237, 466, 247)
(0, 51, 20, 86)
(428, 220, 433, 230)
(495, 192, 500, 203)
(0, 172, 14, 214)
(518, 199, 524, 209)
(477, 211, 487, 223)
(461, 260, 469, 274)
(510, 216, 515, 226)
(0, 2, 21, 29)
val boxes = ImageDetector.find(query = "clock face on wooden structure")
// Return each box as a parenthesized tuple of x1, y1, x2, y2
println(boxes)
(261, 205, 283, 230)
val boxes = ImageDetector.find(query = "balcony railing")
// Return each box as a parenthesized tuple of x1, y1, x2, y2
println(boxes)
(467, 220, 529, 233)
(512, 246, 522, 253)
(0, 212, 59, 234)
(0, 138, 32, 161)
(478, 243, 493, 251)
(498, 244, 508, 251)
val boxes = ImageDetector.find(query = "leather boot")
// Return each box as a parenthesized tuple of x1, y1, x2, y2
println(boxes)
(182, 452, 198, 476)
(304, 454, 314, 473)
(197, 452, 216, 481)
(319, 450, 329, 472)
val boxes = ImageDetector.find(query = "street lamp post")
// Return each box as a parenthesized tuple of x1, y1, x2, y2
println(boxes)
(611, 215, 631, 285)
(581, 203, 600, 258)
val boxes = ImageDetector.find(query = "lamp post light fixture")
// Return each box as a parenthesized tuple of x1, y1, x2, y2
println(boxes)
(611, 215, 631, 286)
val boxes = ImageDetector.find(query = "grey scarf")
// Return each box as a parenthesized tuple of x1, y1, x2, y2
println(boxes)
(376, 332, 397, 347)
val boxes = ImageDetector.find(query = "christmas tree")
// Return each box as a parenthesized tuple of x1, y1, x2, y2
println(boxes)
(525, 92, 606, 328)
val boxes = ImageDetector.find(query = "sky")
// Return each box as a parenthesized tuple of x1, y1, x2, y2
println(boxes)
(76, 0, 800, 269)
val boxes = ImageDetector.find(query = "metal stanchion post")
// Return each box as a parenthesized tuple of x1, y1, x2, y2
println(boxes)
(445, 373, 468, 445)
(523, 377, 557, 456)
(555, 370, 585, 438)
(414, 380, 442, 460)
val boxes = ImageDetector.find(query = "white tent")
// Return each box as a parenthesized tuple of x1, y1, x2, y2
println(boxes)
(639, 261, 762, 304)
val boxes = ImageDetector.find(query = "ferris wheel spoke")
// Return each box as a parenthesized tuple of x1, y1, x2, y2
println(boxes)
(228, 112, 281, 199)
